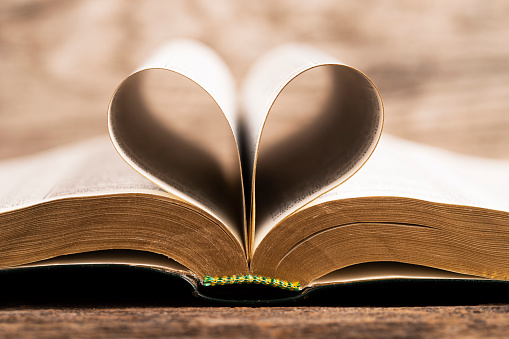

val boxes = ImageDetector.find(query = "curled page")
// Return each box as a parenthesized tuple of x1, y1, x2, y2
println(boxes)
(241, 44, 384, 248)
(108, 40, 245, 242)
(108, 40, 384, 255)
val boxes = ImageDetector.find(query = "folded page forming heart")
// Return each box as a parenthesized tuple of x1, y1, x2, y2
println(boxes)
(107, 40, 383, 255)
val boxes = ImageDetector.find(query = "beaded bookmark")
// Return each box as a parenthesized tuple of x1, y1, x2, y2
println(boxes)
(203, 275, 301, 291)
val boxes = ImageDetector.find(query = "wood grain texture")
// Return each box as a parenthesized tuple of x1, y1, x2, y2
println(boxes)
(0, 0, 508, 159)
(0, 306, 508, 339)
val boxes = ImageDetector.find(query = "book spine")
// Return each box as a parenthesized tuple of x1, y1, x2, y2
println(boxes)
(203, 275, 300, 291)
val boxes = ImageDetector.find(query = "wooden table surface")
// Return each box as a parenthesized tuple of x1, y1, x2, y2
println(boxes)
(0, 306, 508, 339)
(1, 1, 509, 337)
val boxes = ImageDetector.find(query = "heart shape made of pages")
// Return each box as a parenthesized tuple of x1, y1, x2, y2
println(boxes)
(107, 40, 383, 241)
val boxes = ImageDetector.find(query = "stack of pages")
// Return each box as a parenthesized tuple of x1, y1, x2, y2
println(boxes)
(0, 40, 507, 299)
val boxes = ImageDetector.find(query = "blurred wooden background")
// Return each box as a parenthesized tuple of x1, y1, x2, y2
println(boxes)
(1, 1, 508, 338)
(0, 0, 508, 160)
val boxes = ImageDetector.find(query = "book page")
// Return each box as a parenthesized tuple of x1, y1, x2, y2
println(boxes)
(0, 137, 174, 214)
(108, 40, 245, 240)
(309, 134, 509, 212)
(15, 250, 191, 274)
(311, 262, 486, 285)
(241, 44, 383, 247)
(0, 137, 249, 275)
(251, 133, 509, 285)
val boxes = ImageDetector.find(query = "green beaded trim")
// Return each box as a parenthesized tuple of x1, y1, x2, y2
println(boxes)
(203, 275, 301, 291)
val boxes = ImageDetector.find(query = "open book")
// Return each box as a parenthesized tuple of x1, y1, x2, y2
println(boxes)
(1, 40, 508, 300)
